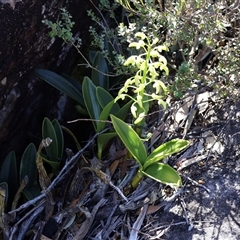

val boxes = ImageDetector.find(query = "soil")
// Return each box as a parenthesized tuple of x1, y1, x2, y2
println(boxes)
(157, 100, 240, 240)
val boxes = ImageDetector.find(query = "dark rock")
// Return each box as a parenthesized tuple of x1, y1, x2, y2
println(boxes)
(0, 0, 95, 162)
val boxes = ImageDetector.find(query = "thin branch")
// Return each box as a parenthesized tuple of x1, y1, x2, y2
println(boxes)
(90, 0, 122, 53)
(70, 41, 122, 77)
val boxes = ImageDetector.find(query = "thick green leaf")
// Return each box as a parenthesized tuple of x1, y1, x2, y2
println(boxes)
(97, 87, 120, 115)
(97, 87, 113, 107)
(20, 143, 37, 189)
(42, 117, 58, 161)
(75, 105, 88, 115)
(35, 69, 84, 105)
(23, 185, 41, 200)
(97, 132, 117, 159)
(91, 51, 109, 90)
(82, 77, 102, 131)
(97, 101, 115, 132)
(62, 126, 81, 150)
(0, 152, 17, 183)
(144, 139, 189, 169)
(111, 115, 147, 166)
(61, 73, 83, 91)
(96, 87, 113, 107)
(143, 163, 182, 187)
(52, 119, 64, 158)
(116, 100, 133, 120)
(0, 152, 18, 205)
(89, 50, 97, 64)
(41, 153, 60, 175)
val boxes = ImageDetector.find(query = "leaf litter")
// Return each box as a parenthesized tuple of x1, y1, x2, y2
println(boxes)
(5, 91, 240, 240)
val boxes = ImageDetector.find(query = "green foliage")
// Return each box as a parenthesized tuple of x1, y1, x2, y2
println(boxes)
(19, 143, 37, 188)
(35, 50, 115, 116)
(43, 8, 82, 46)
(91, 51, 109, 90)
(42, 118, 60, 161)
(37, 0, 239, 192)
(35, 69, 84, 106)
(111, 115, 147, 166)
(39, 3, 192, 188)
(35, 49, 131, 159)
(111, 115, 189, 187)
(88, 0, 239, 99)
(82, 77, 102, 131)
(0, 152, 18, 205)
(97, 132, 117, 159)
(81, 76, 131, 158)
(87, 1, 127, 74)
(0, 118, 64, 205)
(61, 126, 81, 150)
(52, 119, 64, 158)
(19, 143, 40, 200)
(167, 1, 239, 98)
(42, 1, 240, 99)
(41, 118, 64, 174)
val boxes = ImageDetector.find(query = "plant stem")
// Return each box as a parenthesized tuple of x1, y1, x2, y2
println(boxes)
(131, 170, 144, 189)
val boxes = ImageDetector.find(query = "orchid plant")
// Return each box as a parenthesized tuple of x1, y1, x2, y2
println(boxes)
(112, 32, 189, 188)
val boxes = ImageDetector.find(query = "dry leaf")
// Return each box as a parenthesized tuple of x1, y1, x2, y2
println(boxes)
(202, 131, 224, 153)
(109, 159, 119, 176)
(196, 92, 210, 114)
(175, 97, 193, 124)
(146, 205, 162, 215)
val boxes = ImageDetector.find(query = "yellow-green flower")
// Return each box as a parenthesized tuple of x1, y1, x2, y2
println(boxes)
(134, 112, 145, 124)
(131, 104, 137, 118)
(124, 56, 137, 66)
(135, 32, 146, 40)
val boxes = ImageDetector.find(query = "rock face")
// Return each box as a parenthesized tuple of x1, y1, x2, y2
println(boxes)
(0, 0, 94, 162)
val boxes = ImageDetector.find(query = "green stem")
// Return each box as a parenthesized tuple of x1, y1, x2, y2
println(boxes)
(131, 170, 144, 189)
(134, 43, 152, 133)
(142, 45, 151, 85)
